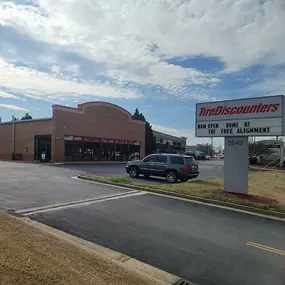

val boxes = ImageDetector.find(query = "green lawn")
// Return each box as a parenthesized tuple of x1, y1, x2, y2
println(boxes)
(82, 171, 285, 213)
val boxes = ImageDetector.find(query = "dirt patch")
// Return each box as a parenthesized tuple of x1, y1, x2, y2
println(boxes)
(0, 212, 161, 285)
(210, 189, 279, 206)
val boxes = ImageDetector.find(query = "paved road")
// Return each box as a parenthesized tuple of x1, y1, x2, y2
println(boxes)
(1, 161, 284, 285)
(31, 195, 285, 285)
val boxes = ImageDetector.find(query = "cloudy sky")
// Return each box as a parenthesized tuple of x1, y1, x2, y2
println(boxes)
(0, 0, 285, 145)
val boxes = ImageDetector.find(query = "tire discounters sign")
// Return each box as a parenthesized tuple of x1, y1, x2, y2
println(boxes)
(196, 95, 285, 137)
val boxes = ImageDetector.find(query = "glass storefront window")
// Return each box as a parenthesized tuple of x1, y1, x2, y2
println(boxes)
(83, 138, 100, 161)
(64, 141, 84, 161)
(83, 142, 99, 161)
(129, 142, 140, 160)
(115, 140, 129, 161)
(99, 139, 115, 161)
(64, 136, 140, 161)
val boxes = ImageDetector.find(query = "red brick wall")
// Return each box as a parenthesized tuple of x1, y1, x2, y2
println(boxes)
(0, 119, 52, 161)
(52, 102, 145, 162)
(14, 119, 52, 161)
(0, 124, 13, 160)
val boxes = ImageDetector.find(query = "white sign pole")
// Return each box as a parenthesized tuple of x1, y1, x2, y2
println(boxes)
(224, 137, 248, 194)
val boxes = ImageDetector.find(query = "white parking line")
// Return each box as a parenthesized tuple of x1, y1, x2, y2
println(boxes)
(16, 190, 146, 216)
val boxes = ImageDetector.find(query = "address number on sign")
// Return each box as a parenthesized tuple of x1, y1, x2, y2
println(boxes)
(227, 140, 244, 146)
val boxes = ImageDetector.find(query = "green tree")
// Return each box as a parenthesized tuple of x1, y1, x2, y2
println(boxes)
(145, 121, 156, 155)
(132, 108, 155, 155)
(248, 142, 273, 156)
(132, 108, 145, 121)
(21, 113, 32, 120)
(197, 143, 214, 156)
(133, 108, 140, 119)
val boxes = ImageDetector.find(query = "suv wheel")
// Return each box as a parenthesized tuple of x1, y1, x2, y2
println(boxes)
(166, 170, 178, 183)
(129, 166, 139, 178)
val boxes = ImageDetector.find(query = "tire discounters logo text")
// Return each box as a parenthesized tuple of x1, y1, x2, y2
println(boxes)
(199, 103, 280, 117)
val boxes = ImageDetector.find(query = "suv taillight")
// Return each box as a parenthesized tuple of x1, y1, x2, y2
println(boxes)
(184, 164, 189, 173)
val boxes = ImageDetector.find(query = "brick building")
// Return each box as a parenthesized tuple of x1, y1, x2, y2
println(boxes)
(153, 130, 187, 154)
(0, 102, 145, 163)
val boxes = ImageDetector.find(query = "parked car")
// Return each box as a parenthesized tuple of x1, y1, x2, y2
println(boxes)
(184, 151, 197, 159)
(128, 152, 140, 161)
(126, 153, 199, 183)
(248, 155, 258, 165)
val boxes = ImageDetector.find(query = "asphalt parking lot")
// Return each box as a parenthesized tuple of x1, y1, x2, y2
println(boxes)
(0, 160, 224, 210)
(1, 161, 284, 285)
(52, 159, 224, 182)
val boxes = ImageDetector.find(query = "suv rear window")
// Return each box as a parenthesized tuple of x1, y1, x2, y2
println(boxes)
(170, 156, 184, 165)
(185, 157, 195, 163)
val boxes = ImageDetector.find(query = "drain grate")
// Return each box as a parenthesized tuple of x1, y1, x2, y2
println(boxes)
(174, 278, 197, 285)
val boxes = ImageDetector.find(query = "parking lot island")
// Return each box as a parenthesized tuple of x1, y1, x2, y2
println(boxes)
(78, 170, 285, 219)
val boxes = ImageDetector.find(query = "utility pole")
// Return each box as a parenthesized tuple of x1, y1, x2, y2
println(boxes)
(12, 115, 16, 157)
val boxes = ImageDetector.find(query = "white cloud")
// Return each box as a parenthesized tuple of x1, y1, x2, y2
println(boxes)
(0, 58, 140, 100)
(0, 103, 28, 111)
(248, 70, 285, 95)
(1, 0, 284, 79)
(0, 90, 19, 99)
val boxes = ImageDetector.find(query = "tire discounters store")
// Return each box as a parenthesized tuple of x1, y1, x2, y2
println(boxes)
(196, 95, 285, 194)
(0, 102, 145, 163)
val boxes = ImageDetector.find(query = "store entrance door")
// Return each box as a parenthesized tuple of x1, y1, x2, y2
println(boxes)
(34, 135, 51, 162)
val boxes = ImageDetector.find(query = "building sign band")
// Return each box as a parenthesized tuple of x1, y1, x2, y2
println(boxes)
(83, 137, 100, 143)
(64, 136, 139, 145)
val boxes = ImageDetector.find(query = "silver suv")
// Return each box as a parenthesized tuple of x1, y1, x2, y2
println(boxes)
(126, 153, 199, 183)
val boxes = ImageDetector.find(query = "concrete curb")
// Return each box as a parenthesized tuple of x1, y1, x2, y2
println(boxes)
(78, 175, 285, 220)
(13, 215, 181, 285)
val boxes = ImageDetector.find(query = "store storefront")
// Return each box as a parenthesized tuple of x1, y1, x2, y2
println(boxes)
(64, 136, 140, 161)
